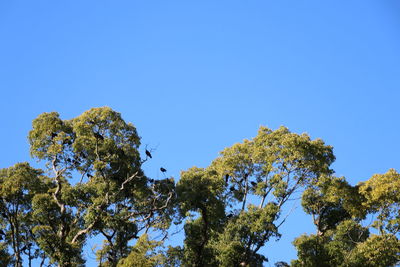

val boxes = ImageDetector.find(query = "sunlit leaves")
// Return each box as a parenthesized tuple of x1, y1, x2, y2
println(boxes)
(176, 126, 335, 266)
(360, 169, 400, 235)
(5, 108, 400, 266)
(24, 107, 174, 266)
(293, 169, 400, 267)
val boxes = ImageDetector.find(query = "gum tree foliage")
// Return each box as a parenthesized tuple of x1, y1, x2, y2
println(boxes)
(292, 170, 400, 267)
(359, 169, 400, 236)
(0, 163, 51, 267)
(116, 234, 163, 267)
(25, 107, 175, 266)
(1, 107, 400, 267)
(174, 126, 335, 266)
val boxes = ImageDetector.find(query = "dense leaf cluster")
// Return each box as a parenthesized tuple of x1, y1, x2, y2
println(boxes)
(0, 107, 399, 266)
(292, 169, 400, 267)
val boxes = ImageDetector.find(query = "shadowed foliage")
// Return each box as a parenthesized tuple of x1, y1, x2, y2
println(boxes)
(0, 108, 399, 266)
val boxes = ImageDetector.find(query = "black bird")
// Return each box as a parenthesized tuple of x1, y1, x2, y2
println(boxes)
(160, 167, 167, 173)
(65, 139, 72, 145)
(149, 178, 154, 183)
(66, 158, 72, 163)
(229, 186, 235, 191)
(87, 173, 93, 178)
(94, 132, 104, 140)
(145, 149, 152, 159)
(250, 181, 257, 187)
(225, 174, 229, 183)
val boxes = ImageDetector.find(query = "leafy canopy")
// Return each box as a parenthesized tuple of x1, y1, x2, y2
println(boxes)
(0, 107, 399, 266)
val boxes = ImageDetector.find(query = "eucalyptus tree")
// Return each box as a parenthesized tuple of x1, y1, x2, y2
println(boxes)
(0, 163, 51, 267)
(291, 175, 368, 267)
(292, 169, 400, 267)
(28, 107, 175, 266)
(359, 169, 400, 237)
(2, 107, 400, 266)
(356, 169, 400, 266)
(174, 126, 335, 266)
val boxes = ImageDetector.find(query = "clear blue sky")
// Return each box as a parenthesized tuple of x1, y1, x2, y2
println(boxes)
(1, 1, 399, 266)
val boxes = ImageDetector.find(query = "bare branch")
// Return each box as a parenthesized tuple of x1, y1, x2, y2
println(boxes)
(71, 221, 96, 244)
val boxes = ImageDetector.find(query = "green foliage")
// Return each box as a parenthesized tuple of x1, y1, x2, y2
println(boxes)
(176, 126, 335, 266)
(159, 245, 184, 267)
(0, 163, 51, 266)
(2, 108, 400, 266)
(360, 169, 400, 235)
(116, 234, 162, 267)
(348, 234, 400, 267)
(23, 107, 174, 266)
(293, 169, 400, 267)
(292, 220, 369, 267)
(211, 204, 279, 267)
(0, 242, 12, 266)
(301, 175, 366, 235)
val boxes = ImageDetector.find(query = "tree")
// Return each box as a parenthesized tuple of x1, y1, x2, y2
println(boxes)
(27, 107, 175, 266)
(0, 163, 51, 267)
(116, 234, 163, 267)
(300, 175, 366, 236)
(1, 107, 400, 266)
(292, 170, 400, 267)
(359, 169, 400, 236)
(175, 126, 335, 266)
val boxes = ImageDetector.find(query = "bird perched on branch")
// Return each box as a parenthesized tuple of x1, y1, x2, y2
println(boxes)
(94, 132, 104, 140)
(145, 149, 152, 158)
(225, 174, 229, 183)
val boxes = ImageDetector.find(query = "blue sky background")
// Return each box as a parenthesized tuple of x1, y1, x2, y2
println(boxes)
(0, 1, 399, 265)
